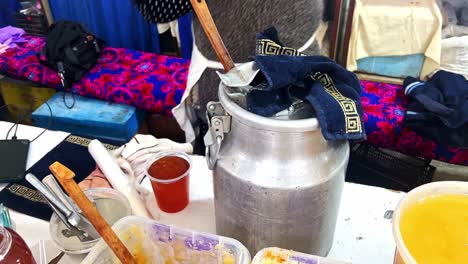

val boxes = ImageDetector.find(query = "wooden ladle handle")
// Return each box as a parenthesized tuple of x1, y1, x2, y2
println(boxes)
(190, 0, 235, 72)
(49, 162, 136, 264)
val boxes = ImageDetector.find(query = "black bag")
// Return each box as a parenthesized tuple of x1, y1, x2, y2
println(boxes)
(37, 21, 104, 101)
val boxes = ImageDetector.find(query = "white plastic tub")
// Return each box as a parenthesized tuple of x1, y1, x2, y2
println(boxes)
(392, 181, 468, 264)
(81, 216, 250, 264)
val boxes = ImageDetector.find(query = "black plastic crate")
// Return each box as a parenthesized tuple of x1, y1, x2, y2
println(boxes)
(346, 144, 435, 192)
(14, 12, 48, 36)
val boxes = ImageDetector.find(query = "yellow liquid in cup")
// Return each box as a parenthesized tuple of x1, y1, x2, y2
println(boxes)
(399, 194, 468, 264)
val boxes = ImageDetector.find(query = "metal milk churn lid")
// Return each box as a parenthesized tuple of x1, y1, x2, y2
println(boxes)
(204, 83, 350, 256)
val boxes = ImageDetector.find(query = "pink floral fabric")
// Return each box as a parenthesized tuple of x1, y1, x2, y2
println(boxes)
(0, 35, 189, 116)
(361, 80, 467, 166)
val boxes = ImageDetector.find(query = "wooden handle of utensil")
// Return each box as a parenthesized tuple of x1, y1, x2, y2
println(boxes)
(190, 0, 235, 72)
(49, 162, 136, 264)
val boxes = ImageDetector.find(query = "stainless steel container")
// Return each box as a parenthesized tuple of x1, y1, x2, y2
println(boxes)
(204, 84, 350, 256)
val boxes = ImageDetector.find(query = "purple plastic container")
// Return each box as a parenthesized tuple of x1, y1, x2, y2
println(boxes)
(82, 216, 251, 264)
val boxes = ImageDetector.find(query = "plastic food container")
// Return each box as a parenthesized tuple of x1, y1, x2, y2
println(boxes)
(392, 181, 468, 264)
(252, 247, 350, 264)
(81, 216, 251, 264)
(49, 188, 131, 255)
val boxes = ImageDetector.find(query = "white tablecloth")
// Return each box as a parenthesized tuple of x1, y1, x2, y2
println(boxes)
(0, 121, 405, 263)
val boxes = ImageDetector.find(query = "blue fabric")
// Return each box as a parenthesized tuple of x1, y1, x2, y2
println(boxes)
(357, 54, 424, 79)
(49, 0, 160, 53)
(403, 71, 468, 147)
(246, 88, 292, 117)
(249, 27, 366, 141)
(178, 12, 193, 59)
(360, 80, 468, 165)
(0, 0, 20, 28)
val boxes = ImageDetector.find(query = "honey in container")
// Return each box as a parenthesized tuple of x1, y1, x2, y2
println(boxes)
(0, 226, 36, 264)
(145, 152, 191, 213)
(393, 182, 468, 264)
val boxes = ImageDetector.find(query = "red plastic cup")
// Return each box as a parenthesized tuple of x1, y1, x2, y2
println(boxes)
(146, 152, 191, 213)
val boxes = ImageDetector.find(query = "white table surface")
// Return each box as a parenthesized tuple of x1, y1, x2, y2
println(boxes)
(0, 121, 405, 264)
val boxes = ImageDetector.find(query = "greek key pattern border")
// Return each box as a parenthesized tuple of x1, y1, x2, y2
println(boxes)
(256, 39, 306, 56)
(311, 72, 362, 133)
(7, 184, 48, 204)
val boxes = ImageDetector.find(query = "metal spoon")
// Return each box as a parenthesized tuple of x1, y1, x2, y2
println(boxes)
(25, 173, 99, 240)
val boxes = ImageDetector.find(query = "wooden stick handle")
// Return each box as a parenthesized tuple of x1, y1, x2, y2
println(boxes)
(190, 0, 235, 72)
(49, 162, 136, 264)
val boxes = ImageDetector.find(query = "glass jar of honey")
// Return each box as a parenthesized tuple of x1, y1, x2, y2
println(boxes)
(0, 225, 36, 264)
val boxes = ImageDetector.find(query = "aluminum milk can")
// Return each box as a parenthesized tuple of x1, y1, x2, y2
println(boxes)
(204, 84, 350, 256)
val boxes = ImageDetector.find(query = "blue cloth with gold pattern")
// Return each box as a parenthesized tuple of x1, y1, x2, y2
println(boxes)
(0, 135, 114, 221)
(248, 27, 366, 141)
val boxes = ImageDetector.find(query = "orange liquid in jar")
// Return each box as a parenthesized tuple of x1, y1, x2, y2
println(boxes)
(399, 194, 468, 264)
(0, 227, 36, 264)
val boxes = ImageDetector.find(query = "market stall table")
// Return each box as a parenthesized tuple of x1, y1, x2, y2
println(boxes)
(0, 121, 405, 264)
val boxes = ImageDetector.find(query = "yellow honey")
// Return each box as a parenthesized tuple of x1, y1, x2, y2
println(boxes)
(399, 194, 468, 264)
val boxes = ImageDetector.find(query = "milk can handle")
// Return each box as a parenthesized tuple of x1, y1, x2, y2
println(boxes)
(205, 101, 231, 170)
(206, 135, 222, 170)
